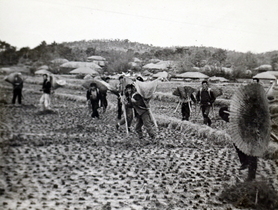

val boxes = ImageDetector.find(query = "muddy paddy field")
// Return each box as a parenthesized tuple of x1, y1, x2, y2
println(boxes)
(0, 78, 278, 210)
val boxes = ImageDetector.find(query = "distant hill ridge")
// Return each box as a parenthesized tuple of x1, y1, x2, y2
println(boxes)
(62, 39, 278, 55)
(62, 39, 162, 53)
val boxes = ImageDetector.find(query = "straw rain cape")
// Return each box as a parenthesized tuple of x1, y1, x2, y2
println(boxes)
(229, 83, 270, 157)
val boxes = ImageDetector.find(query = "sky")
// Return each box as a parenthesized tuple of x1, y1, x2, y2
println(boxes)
(1, 0, 278, 53)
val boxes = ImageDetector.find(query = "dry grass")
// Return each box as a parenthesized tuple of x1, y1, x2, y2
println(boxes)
(155, 114, 231, 145)
(219, 181, 278, 209)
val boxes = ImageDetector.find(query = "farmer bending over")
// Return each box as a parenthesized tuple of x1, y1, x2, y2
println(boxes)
(131, 85, 156, 140)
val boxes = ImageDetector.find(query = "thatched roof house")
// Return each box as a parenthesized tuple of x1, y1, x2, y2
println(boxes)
(69, 67, 100, 75)
(253, 72, 276, 80)
(35, 69, 52, 75)
(60, 62, 102, 74)
(152, 71, 169, 79)
(209, 76, 229, 82)
(267, 71, 278, 78)
(174, 72, 209, 79)
(143, 60, 175, 72)
(87, 56, 106, 61)
(51, 58, 69, 65)
(254, 64, 272, 72)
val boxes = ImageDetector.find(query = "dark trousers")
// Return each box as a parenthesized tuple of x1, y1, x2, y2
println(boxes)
(101, 96, 108, 113)
(181, 102, 190, 120)
(12, 88, 22, 104)
(135, 111, 156, 139)
(90, 99, 99, 118)
(235, 145, 257, 181)
(201, 105, 211, 126)
(117, 98, 122, 120)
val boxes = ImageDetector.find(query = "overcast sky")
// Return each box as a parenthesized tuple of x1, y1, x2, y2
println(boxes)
(1, 0, 278, 53)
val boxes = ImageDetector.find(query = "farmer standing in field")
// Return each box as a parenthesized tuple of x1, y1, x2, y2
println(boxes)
(173, 86, 197, 121)
(116, 84, 136, 132)
(131, 80, 156, 140)
(196, 81, 215, 126)
(39, 74, 52, 111)
(12, 73, 23, 105)
(87, 82, 102, 119)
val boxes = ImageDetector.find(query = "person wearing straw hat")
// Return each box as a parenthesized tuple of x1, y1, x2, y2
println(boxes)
(196, 81, 215, 126)
(219, 106, 258, 181)
(131, 85, 156, 140)
(219, 82, 270, 181)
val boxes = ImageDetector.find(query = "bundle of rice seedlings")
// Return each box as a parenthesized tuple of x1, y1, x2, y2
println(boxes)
(51, 76, 66, 90)
(82, 79, 110, 93)
(155, 114, 230, 143)
(3, 72, 23, 84)
(172, 86, 197, 99)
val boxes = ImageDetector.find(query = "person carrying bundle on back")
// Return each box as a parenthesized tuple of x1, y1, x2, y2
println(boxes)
(131, 79, 157, 140)
(196, 81, 215, 126)
(12, 73, 23, 105)
(86, 82, 101, 119)
(116, 84, 136, 132)
(173, 86, 196, 121)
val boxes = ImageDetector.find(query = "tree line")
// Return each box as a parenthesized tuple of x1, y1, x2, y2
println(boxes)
(1, 39, 278, 79)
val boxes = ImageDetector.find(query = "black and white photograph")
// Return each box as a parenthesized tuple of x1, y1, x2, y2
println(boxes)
(0, 0, 278, 209)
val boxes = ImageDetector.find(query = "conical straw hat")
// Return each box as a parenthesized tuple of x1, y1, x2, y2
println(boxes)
(229, 83, 270, 157)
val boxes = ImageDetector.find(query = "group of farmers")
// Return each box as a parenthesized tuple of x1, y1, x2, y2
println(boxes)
(87, 75, 156, 140)
(85, 75, 270, 182)
(8, 72, 271, 182)
(87, 76, 218, 139)
(9, 73, 53, 110)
